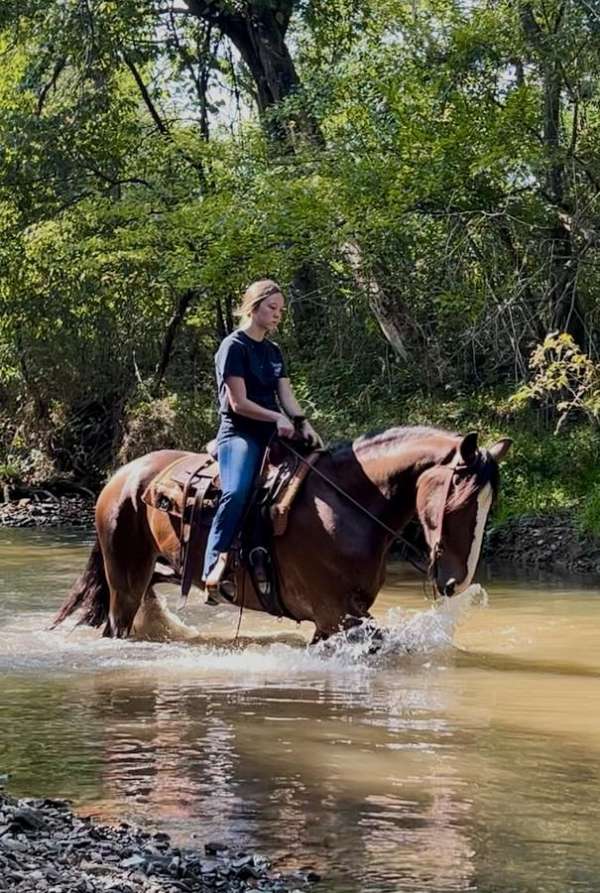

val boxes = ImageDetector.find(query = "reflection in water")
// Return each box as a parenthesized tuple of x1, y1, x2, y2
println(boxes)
(1, 528, 600, 891)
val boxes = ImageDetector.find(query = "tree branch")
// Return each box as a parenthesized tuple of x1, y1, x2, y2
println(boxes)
(36, 57, 67, 116)
(123, 54, 169, 135)
(153, 288, 202, 393)
(122, 53, 208, 188)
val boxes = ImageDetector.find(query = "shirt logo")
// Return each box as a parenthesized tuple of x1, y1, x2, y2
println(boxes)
(272, 362, 282, 376)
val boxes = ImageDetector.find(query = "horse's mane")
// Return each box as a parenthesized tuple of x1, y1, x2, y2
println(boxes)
(446, 454, 500, 512)
(328, 424, 500, 507)
(328, 425, 457, 460)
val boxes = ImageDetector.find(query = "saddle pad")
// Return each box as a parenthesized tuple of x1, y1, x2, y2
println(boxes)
(141, 453, 218, 518)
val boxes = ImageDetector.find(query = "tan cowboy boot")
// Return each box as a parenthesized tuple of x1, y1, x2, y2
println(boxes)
(204, 552, 229, 603)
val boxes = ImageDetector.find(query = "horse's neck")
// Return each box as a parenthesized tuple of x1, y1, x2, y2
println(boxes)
(355, 435, 458, 525)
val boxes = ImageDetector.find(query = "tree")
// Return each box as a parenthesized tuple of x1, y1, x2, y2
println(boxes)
(183, 0, 318, 141)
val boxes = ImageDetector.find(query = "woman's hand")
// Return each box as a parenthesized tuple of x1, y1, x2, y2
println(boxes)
(300, 420, 324, 448)
(276, 414, 295, 438)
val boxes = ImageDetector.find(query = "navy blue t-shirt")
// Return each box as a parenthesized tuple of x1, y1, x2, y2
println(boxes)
(215, 330, 287, 442)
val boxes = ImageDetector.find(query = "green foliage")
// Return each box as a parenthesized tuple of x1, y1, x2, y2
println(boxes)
(117, 391, 217, 466)
(0, 0, 599, 535)
(579, 484, 600, 538)
(0, 461, 24, 485)
(510, 334, 600, 432)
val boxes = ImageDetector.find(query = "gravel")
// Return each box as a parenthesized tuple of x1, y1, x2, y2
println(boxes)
(0, 790, 320, 892)
(0, 497, 94, 529)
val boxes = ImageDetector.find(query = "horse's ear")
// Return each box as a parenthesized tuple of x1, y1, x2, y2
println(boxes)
(459, 431, 479, 466)
(487, 438, 512, 462)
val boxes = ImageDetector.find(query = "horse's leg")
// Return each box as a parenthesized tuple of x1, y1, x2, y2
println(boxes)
(310, 586, 377, 644)
(98, 501, 156, 639)
(104, 563, 155, 638)
(310, 629, 328, 646)
(311, 608, 383, 653)
(132, 586, 199, 641)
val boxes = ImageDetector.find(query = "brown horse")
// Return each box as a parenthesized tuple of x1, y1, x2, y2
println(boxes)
(52, 426, 511, 643)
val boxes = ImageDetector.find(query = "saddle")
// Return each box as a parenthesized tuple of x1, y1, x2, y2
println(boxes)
(141, 443, 321, 616)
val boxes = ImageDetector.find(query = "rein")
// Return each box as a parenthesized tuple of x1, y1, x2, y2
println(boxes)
(280, 440, 432, 573)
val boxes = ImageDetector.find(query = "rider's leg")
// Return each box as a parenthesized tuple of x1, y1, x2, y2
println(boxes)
(202, 432, 264, 586)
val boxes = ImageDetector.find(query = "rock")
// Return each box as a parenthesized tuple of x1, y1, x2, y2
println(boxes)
(0, 790, 320, 892)
(205, 841, 229, 855)
(484, 512, 600, 576)
(9, 806, 47, 833)
(0, 495, 95, 529)
(121, 855, 146, 869)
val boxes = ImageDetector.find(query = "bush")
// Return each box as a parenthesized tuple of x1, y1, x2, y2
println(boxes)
(579, 484, 600, 538)
(116, 391, 217, 467)
(510, 333, 600, 432)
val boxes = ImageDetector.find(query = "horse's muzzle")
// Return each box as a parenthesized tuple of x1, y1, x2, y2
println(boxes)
(442, 578, 456, 598)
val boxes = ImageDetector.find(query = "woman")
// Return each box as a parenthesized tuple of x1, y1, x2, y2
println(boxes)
(202, 279, 322, 592)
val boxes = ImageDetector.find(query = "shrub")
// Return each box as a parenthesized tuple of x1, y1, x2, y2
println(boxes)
(116, 391, 217, 467)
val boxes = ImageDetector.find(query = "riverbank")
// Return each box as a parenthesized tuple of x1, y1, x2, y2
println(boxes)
(0, 789, 319, 892)
(1, 493, 599, 577)
(484, 513, 600, 577)
(0, 496, 95, 529)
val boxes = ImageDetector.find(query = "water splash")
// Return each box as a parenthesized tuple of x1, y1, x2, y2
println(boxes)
(0, 585, 487, 677)
(313, 585, 488, 665)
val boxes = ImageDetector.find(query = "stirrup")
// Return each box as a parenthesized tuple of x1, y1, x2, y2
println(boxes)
(249, 546, 270, 595)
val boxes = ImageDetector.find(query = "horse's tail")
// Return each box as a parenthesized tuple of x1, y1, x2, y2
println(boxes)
(51, 536, 110, 629)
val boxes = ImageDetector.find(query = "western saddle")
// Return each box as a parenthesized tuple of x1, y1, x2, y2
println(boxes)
(141, 441, 321, 617)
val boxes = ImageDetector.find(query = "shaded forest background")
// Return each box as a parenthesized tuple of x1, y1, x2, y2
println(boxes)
(2, 0, 600, 530)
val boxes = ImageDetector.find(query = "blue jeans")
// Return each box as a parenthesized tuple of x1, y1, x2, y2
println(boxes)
(202, 430, 266, 579)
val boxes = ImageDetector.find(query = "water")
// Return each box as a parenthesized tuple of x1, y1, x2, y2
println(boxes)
(1, 528, 600, 892)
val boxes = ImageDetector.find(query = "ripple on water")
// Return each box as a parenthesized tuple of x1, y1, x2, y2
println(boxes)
(0, 585, 487, 678)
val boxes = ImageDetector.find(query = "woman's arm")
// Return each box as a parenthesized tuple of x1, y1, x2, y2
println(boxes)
(276, 378, 304, 419)
(277, 379, 323, 447)
(225, 377, 294, 437)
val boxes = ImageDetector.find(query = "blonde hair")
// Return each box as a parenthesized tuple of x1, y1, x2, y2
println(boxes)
(234, 279, 282, 321)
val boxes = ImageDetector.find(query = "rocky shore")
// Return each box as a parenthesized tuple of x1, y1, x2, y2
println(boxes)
(0, 790, 319, 892)
(0, 496, 94, 529)
(484, 513, 600, 577)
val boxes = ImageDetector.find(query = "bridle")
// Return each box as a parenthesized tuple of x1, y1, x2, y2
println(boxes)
(426, 454, 487, 593)
(427, 457, 469, 572)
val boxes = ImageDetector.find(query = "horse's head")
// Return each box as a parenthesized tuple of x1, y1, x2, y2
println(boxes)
(415, 432, 511, 597)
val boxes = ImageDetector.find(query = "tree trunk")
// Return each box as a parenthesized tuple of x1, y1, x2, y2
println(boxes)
(521, 2, 586, 344)
(215, 295, 232, 340)
(341, 240, 410, 362)
(16, 333, 49, 422)
(183, 1, 321, 143)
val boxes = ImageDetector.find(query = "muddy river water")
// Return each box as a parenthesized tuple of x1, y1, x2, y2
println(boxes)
(1, 528, 599, 892)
